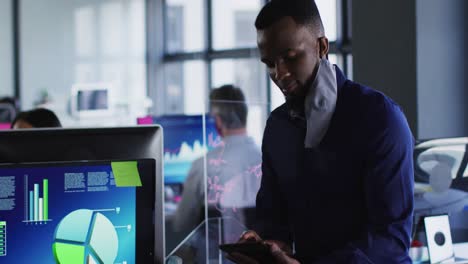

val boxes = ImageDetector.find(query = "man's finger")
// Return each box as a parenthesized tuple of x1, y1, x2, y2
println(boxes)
(239, 230, 262, 243)
(265, 241, 298, 264)
(264, 240, 292, 255)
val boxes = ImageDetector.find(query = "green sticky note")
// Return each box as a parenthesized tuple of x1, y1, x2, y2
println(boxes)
(111, 161, 142, 187)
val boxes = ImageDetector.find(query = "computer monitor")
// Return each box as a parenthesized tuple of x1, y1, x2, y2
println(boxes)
(0, 126, 165, 263)
(70, 83, 113, 119)
(138, 115, 219, 186)
(138, 115, 220, 210)
(0, 159, 155, 263)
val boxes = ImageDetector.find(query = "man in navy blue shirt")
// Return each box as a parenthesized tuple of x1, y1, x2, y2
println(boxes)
(228, 0, 414, 263)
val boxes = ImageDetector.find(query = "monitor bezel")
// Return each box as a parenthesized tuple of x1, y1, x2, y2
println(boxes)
(0, 126, 165, 263)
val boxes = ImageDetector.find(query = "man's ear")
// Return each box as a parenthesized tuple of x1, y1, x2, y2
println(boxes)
(318, 37, 329, 59)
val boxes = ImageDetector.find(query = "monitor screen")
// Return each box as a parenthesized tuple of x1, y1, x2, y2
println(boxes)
(77, 89, 108, 111)
(138, 115, 220, 213)
(0, 159, 155, 264)
(140, 115, 220, 185)
(71, 83, 113, 118)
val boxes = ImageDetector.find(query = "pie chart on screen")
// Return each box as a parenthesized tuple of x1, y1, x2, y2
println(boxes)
(52, 209, 118, 264)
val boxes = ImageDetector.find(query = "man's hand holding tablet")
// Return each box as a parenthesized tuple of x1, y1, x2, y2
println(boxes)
(221, 230, 300, 264)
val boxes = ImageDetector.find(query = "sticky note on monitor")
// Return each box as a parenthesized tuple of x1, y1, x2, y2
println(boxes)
(111, 161, 142, 187)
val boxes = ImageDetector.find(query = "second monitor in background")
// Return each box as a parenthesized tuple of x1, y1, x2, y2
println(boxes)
(137, 115, 220, 212)
(70, 83, 114, 119)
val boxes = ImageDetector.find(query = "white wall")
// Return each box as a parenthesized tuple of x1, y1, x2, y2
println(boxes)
(353, 0, 468, 139)
(20, 0, 146, 126)
(0, 0, 13, 97)
(352, 0, 418, 135)
(21, 0, 67, 111)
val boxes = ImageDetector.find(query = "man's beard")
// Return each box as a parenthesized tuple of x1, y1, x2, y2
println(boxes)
(285, 93, 305, 113)
(285, 82, 311, 115)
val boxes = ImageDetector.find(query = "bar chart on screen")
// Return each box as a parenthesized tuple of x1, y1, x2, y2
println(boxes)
(0, 221, 6, 256)
(22, 175, 52, 224)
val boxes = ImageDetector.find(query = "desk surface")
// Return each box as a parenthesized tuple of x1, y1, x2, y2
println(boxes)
(411, 242, 468, 263)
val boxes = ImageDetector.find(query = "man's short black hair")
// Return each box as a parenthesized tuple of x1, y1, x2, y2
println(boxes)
(209, 85, 247, 129)
(255, 0, 324, 35)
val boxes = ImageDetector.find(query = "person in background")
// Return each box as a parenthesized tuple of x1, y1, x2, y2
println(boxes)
(172, 84, 262, 238)
(229, 0, 414, 263)
(0, 97, 19, 123)
(11, 108, 62, 129)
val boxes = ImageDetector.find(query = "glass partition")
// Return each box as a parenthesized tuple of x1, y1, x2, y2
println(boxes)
(165, 98, 270, 263)
(166, 217, 247, 264)
(161, 114, 212, 255)
(204, 99, 267, 243)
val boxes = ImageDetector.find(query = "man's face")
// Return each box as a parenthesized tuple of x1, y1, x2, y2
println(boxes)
(257, 16, 325, 101)
(12, 119, 33, 129)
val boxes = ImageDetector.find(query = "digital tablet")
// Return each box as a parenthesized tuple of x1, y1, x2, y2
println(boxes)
(219, 242, 276, 263)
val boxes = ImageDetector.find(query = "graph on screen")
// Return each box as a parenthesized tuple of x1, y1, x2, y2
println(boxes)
(23, 176, 51, 224)
(53, 209, 122, 264)
(0, 221, 6, 256)
(148, 115, 220, 184)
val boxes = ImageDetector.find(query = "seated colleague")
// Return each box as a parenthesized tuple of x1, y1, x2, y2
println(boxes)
(230, 1, 414, 264)
(172, 85, 262, 236)
(11, 108, 62, 129)
(0, 97, 19, 123)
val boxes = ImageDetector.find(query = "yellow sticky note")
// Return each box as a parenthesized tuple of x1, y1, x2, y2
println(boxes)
(111, 161, 142, 187)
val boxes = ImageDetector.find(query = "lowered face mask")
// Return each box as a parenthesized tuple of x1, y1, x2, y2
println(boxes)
(303, 59, 337, 148)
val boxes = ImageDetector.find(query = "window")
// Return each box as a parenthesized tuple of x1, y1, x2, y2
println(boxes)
(161, 0, 266, 117)
(164, 60, 207, 114)
(211, 58, 268, 145)
(166, 6, 185, 53)
(316, 0, 337, 41)
(165, 0, 205, 53)
(159, 0, 351, 114)
(212, 0, 263, 50)
(211, 58, 266, 103)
